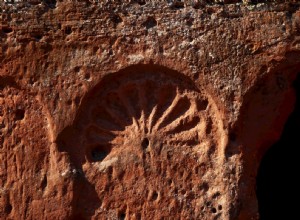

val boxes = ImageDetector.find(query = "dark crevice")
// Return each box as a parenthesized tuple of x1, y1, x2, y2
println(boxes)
(143, 17, 157, 29)
(170, 0, 184, 9)
(211, 207, 217, 214)
(5, 203, 12, 214)
(15, 109, 25, 121)
(137, 0, 146, 5)
(111, 13, 123, 25)
(2, 26, 13, 34)
(91, 145, 110, 162)
(152, 191, 158, 201)
(41, 175, 48, 190)
(32, 33, 43, 41)
(64, 26, 72, 35)
(44, 0, 57, 9)
(141, 137, 149, 149)
(0, 76, 19, 90)
(256, 73, 300, 219)
(119, 212, 126, 220)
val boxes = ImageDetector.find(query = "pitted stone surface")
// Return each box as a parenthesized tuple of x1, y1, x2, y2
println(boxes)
(1, 0, 300, 219)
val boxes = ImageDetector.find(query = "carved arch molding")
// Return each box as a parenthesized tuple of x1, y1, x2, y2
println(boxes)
(57, 65, 228, 219)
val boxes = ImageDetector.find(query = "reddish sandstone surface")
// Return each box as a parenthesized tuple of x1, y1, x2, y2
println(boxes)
(1, 0, 300, 219)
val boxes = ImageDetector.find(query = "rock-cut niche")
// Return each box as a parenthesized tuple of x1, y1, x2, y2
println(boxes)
(57, 65, 226, 219)
(256, 73, 300, 219)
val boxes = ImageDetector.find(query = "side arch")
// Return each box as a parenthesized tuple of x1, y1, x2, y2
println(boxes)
(228, 59, 300, 219)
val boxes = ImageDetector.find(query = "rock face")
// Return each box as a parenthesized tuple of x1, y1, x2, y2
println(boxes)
(1, 0, 300, 219)
(57, 65, 227, 219)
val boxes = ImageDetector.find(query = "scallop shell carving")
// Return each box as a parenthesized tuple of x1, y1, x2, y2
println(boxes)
(57, 66, 225, 219)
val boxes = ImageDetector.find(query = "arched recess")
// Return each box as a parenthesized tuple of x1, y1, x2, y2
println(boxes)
(256, 73, 300, 219)
(55, 64, 228, 219)
(230, 59, 300, 219)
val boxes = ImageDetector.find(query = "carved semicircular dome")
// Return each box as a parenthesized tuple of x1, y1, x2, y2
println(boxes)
(57, 65, 226, 219)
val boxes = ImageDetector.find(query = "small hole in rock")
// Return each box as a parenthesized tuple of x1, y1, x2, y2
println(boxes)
(2, 27, 13, 34)
(181, 189, 186, 195)
(218, 205, 222, 210)
(174, 188, 178, 194)
(167, 151, 172, 160)
(200, 182, 209, 192)
(15, 109, 25, 121)
(41, 175, 47, 190)
(111, 14, 123, 24)
(66, 100, 72, 105)
(106, 166, 113, 177)
(65, 26, 72, 35)
(143, 17, 157, 29)
(211, 207, 217, 214)
(84, 73, 91, 80)
(119, 212, 126, 220)
(32, 33, 42, 41)
(152, 191, 158, 201)
(197, 99, 208, 111)
(212, 192, 220, 199)
(141, 138, 149, 149)
(133, 0, 146, 5)
(179, 171, 184, 177)
(74, 66, 80, 73)
(75, 96, 81, 105)
(192, 2, 202, 9)
(44, 0, 57, 9)
(5, 203, 12, 214)
(171, 1, 184, 9)
(91, 146, 109, 162)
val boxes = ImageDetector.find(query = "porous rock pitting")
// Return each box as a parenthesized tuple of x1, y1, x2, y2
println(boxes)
(1, 0, 300, 219)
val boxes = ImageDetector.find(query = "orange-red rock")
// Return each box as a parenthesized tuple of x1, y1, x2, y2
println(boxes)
(1, 0, 300, 219)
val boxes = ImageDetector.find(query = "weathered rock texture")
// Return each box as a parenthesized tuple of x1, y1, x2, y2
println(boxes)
(1, 0, 300, 219)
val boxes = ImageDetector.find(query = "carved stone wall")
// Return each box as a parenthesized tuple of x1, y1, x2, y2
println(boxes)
(1, 0, 300, 219)
(56, 65, 227, 219)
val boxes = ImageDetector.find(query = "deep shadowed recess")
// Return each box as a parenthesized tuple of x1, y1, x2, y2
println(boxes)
(256, 74, 300, 219)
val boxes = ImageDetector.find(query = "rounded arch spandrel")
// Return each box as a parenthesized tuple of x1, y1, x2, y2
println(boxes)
(56, 65, 228, 219)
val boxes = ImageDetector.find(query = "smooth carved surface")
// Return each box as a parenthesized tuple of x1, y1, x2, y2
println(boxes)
(58, 67, 226, 219)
